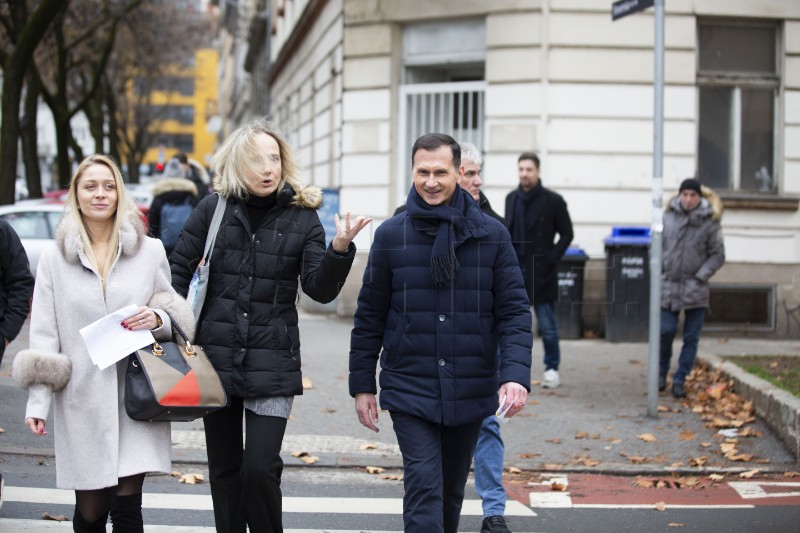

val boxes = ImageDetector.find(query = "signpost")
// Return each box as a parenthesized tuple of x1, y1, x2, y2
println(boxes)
(611, 0, 655, 20)
(612, 0, 663, 418)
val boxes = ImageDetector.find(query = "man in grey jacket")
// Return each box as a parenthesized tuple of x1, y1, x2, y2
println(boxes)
(660, 178, 725, 398)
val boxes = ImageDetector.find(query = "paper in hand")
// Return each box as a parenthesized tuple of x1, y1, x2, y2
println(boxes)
(496, 394, 513, 424)
(79, 304, 155, 370)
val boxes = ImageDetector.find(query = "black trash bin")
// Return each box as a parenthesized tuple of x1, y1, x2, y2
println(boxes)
(556, 246, 589, 339)
(604, 227, 650, 343)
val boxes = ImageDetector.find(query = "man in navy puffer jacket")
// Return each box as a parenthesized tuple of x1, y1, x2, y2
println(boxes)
(349, 133, 532, 533)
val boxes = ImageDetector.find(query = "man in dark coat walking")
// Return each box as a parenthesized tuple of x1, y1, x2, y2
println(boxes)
(0, 218, 34, 365)
(505, 152, 573, 389)
(350, 133, 532, 533)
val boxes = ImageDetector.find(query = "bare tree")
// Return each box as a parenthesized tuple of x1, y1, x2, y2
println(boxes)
(107, 0, 209, 183)
(0, 0, 66, 205)
(34, 0, 144, 189)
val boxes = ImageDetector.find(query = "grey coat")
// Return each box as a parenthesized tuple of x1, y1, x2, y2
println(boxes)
(11, 206, 195, 490)
(661, 187, 725, 311)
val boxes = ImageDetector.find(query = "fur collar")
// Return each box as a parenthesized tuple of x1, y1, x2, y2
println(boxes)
(666, 185, 723, 222)
(56, 204, 146, 264)
(152, 177, 198, 197)
(286, 184, 322, 209)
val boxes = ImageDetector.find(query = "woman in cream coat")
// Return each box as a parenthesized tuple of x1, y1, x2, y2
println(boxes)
(12, 155, 195, 532)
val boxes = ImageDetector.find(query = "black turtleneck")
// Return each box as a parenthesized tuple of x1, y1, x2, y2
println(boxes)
(245, 192, 277, 232)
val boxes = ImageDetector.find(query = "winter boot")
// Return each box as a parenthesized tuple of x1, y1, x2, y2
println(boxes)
(109, 493, 144, 533)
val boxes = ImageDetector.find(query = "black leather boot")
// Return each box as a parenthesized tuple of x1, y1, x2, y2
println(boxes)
(672, 382, 687, 398)
(72, 509, 108, 533)
(109, 493, 144, 533)
(658, 375, 667, 392)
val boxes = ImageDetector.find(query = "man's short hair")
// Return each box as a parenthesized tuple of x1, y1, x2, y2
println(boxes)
(175, 152, 189, 165)
(459, 142, 482, 168)
(518, 151, 540, 169)
(411, 133, 461, 170)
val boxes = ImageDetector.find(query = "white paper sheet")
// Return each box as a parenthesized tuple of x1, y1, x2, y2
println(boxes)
(79, 304, 155, 370)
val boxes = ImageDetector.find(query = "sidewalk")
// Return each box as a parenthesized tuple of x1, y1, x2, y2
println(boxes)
(1, 314, 798, 474)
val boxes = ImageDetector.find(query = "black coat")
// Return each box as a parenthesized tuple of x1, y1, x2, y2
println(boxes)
(170, 185, 356, 398)
(350, 187, 532, 427)
(505, 182, 573, 305)
(0, 219, 34, 361)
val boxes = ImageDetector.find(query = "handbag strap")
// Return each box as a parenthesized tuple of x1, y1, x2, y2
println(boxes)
(201, 193, 227, 264)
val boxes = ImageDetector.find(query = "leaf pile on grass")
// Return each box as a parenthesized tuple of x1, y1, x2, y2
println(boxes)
(726, 355, 800, 397)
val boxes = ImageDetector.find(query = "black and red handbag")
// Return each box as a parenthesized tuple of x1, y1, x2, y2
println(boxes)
(125, 316, 227, 422)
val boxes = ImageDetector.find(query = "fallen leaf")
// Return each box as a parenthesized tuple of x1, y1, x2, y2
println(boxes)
(738, 427, 762, 438)
(668, 523, 686, 528)
(42, 512, 70, 521)
(380, 474, 403, 481)
(298, 454, 319, 464)
(507, 466, 522, 474)
(655, 501, 666, 511)
(669, 462, 683, 468)
(678, 431, 696, 441)
(725, 451, 753, 462)
(545, 438, 562, 444)
(657, 405, 670, 412)
(575, 431, 589, 439)
(366, 466, 385, 474)
(302, 377, 314, 389)
(179, 473, 205, 484)
(719, 442, 737, 454)
(543, 463, 563, 470)
(359, 443, 379, 450)
(550, 481, 567, 491)
(627, 455, 648, 464)
(689, 456, 708, 467)
(739, 469, 760, 479)
(708, 474, 725, 481)
(638, 433, 657, 442)
(170, 471, 182, 477)
(706, 383, 727, 400)
(769, 362, 779, 369)
(700, 442, 713, 448)
(322, 407, 337, 414)
(518, 452, 541, 459)
(634, 478, 654, 488)
(783, 471, 800, 478)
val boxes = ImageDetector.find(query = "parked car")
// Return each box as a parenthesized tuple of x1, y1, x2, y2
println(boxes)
(0, 200, 65, 277)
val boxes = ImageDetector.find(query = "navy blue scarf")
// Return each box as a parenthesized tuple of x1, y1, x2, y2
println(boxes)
(406, 186, 469, 287)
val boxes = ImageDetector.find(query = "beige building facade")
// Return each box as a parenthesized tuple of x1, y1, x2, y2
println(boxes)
(226, 0, 800, 338)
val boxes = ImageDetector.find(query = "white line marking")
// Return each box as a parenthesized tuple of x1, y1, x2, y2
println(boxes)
(3, 486, 536, 516)
(728, 481, 800, 499)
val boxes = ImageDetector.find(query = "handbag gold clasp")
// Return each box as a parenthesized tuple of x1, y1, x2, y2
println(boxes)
(152, 342, 164, 356)
(184, 343, 197, 358)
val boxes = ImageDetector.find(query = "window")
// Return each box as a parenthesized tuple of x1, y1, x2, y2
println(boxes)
(0, 212, 49, 239)
(154, 134, 194, 154)
(697, 21, 779, 193)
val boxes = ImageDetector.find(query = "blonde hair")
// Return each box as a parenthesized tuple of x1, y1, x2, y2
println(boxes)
(211, 118, 304, 201)
(66, 154, 135, 281)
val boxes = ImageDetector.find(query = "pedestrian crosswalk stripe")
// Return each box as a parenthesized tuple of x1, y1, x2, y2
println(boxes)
(0, 522, 406, 533)
(3, 486, 536, 516)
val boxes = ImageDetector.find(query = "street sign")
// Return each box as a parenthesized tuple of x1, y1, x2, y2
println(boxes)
(612, 0, 654, 20)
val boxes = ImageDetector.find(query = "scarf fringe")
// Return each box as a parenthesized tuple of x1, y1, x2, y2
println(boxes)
(431, 250, 460, 287)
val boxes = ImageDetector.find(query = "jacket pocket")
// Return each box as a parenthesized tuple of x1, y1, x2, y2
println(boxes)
(383, 314, 408, 366)
(480, 316, 498, 370)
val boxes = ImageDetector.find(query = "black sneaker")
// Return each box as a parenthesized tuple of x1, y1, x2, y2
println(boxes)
(658, 375, 667, 392)
(672, 383, 686, 398)
(481, 515, 511, 533)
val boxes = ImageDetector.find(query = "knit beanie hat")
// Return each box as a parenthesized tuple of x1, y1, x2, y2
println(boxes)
(679, 178, 701, 194)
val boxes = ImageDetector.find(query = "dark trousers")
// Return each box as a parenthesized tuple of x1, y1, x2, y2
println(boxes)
(659, 307, 706, 386)
(390, 412, 483, 533)
(203, 395, 288, 533)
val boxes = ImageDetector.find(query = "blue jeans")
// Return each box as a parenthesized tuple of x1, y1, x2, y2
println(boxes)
(659, 307, 706, 385)
(474, 415, 506, 517)
(534, 301, 561, 371)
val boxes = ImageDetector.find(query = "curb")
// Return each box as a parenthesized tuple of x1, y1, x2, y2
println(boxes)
(698, 352, 800, 462)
